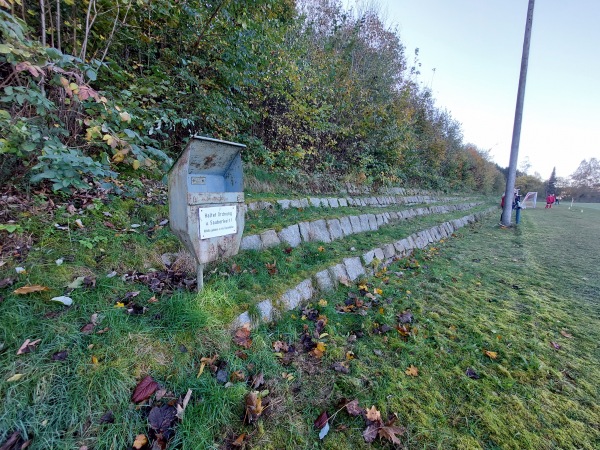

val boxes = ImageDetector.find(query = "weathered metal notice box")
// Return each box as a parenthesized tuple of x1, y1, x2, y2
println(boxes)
(168, 136, 245, 287)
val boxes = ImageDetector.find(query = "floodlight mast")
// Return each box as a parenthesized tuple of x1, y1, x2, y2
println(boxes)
(502, 0, 535, 226)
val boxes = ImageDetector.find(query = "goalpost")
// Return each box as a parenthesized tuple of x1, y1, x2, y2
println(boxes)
(522, 192, 537, 208)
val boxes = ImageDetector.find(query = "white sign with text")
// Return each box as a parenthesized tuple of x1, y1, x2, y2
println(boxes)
(198, 205, 237, 239)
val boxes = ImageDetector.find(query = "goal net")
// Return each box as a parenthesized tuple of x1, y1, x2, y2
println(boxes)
(522, 192, 537, 208)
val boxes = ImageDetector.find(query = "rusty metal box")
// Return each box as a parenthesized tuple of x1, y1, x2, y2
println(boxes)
(168, 136, 245, 266)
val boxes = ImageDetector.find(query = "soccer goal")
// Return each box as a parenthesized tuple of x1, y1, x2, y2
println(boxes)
(522, 192, 537, 208)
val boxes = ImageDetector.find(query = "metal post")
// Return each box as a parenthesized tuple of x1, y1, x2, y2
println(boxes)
(197, 264, 204, 292)
(502, 0, 535, 226)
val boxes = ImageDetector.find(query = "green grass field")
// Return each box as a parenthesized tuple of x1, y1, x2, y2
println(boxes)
(1, 197, 598, 449)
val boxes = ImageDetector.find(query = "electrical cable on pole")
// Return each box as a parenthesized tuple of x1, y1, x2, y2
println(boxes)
(501, 0, 535, 226)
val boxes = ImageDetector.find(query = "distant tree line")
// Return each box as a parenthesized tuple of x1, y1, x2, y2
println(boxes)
(0, 0, 504, 193)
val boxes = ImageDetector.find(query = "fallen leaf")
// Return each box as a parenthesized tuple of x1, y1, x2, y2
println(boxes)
(273, 341, 289, 352)
(132, 434, 147, 449)
(317, 246, 325, 252)
(465, 367, 480, 379)
(148, 404, 177, 433)
(14, 285, 50, 295)
(80, 322, 95, 334)
(232, 433, 246, 447)
(7, 373, 24, 382)
(363, 422, 380, 443)
(550, 341, 561, 350)
(314, 411, 329, 429)
(484, 350, 498, 360)
(99, 410, 114, 424)
(318, 298, 327, 307)
(230, 370, 245, 382)
(16, 338, 41, 355)
(319, 421, 330, 440)
(176, 388, 193, 420)
(378, 418, 405, 444)
(365, 405, 381, 422)
(405, 365, 419, 376)
(244, 391, 264, 423)
(265, 261, 278, 275)
(345, 399, 363, 416)
(331, 361, 349, 373)
(560, 330, 573, 338)
(234, 324, 252, 349)
(75, 219, 84, 229)
(397, 310, 414, 324)
(91, 355, 99, 365)
(310, 341, 326, 358)
(0, 278, 15, 289)
(52, 350, 68, 361)
(131, 375, 159, 403)
(251, 372, 265, 389)
(67, 277, 86, 289)
(50, 296, 73, 306)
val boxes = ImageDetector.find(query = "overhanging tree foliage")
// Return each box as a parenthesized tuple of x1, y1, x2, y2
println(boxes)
(0, 0, 504, 193)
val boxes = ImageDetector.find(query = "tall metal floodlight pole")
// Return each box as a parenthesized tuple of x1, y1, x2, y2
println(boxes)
(502, 0, 535, 226)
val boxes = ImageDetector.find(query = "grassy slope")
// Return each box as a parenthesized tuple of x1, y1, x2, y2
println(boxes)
(0, 197, 598, 449)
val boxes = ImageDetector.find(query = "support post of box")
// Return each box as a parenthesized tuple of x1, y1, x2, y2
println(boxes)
(168, 136, 246, 291)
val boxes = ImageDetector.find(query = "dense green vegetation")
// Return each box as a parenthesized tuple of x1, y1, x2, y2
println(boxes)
(1, 0, 504, 192)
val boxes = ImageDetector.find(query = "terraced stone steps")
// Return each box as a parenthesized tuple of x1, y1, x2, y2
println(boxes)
(233, 206, 496, 328)
(241, 202, 482, 251)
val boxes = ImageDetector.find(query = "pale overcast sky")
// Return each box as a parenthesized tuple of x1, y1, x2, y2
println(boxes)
(344, 0, 600, 180)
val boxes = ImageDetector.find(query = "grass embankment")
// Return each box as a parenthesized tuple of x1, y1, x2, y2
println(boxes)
(1, 196, 598, 449)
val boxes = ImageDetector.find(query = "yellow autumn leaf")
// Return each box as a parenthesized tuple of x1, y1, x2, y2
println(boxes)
(119, 111, 131, 123)
(317, 246, 325, 252)
(14, 285, 50, 295)
(132, 159, 141, 170)
(114, 302, 125, 308)
(68, 82, 79, 94)
(7, 373, 24, 382)
(316, 342, 326, 352)
(318, 299, 327, 307)
(112, 151, 125, 163)
(484, 350, 498, 359)
(405, 365, 419, 376)
(103, 134, 116, 148)
(374, 288, 383, 295)
(132, 434, 148, 449)
(358, 283, 368, 291)
(91, 355, 99, 365)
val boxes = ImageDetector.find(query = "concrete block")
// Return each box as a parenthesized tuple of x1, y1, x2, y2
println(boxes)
(257, 299, 274, 322)
(327, 219, 344, 241)
(394, 240, 406, 254)
(277, 199, 291, 209)
(309, 219, 332, 243)
(359, 214, 370, 232)
(339, 216, 353, 236)
(281, 288, 302, 311)
(344, 257, 366, 281)
(373, 248, 385, 261)
(349, 215, 362, 233)
(289, 199, 302, 208)
(329, 264, 349, 284)
(383, 243, 396, 259)
(299, 198, 309, 208)
(233, 311, 251, 329)
(260, 229, 281, 248)
(298, 221, 311, 242)
(328, 197, 340, 208)
(363, 250, 376, 265)
(296, 279, 314, 302)
(309, 197, 322, 208)
(240, 235, 262, 251)
(315, 270, 335, 292)
(376, 214, 385, 227)
(278, 224, 302, 248)
(367, 214, 378, 230)
(338, 198, 348, 207)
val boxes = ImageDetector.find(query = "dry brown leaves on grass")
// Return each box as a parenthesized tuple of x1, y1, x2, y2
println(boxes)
(234, 324, 252, 349)
(13, 285, 50, 294)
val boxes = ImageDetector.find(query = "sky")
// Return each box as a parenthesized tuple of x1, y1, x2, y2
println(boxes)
(344, 0, 600, 180)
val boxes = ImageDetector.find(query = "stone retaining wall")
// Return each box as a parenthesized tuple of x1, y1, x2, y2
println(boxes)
(247, 194, 464, 212)
(240, 202, 481, 251)
(233, 206, 496, 328)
